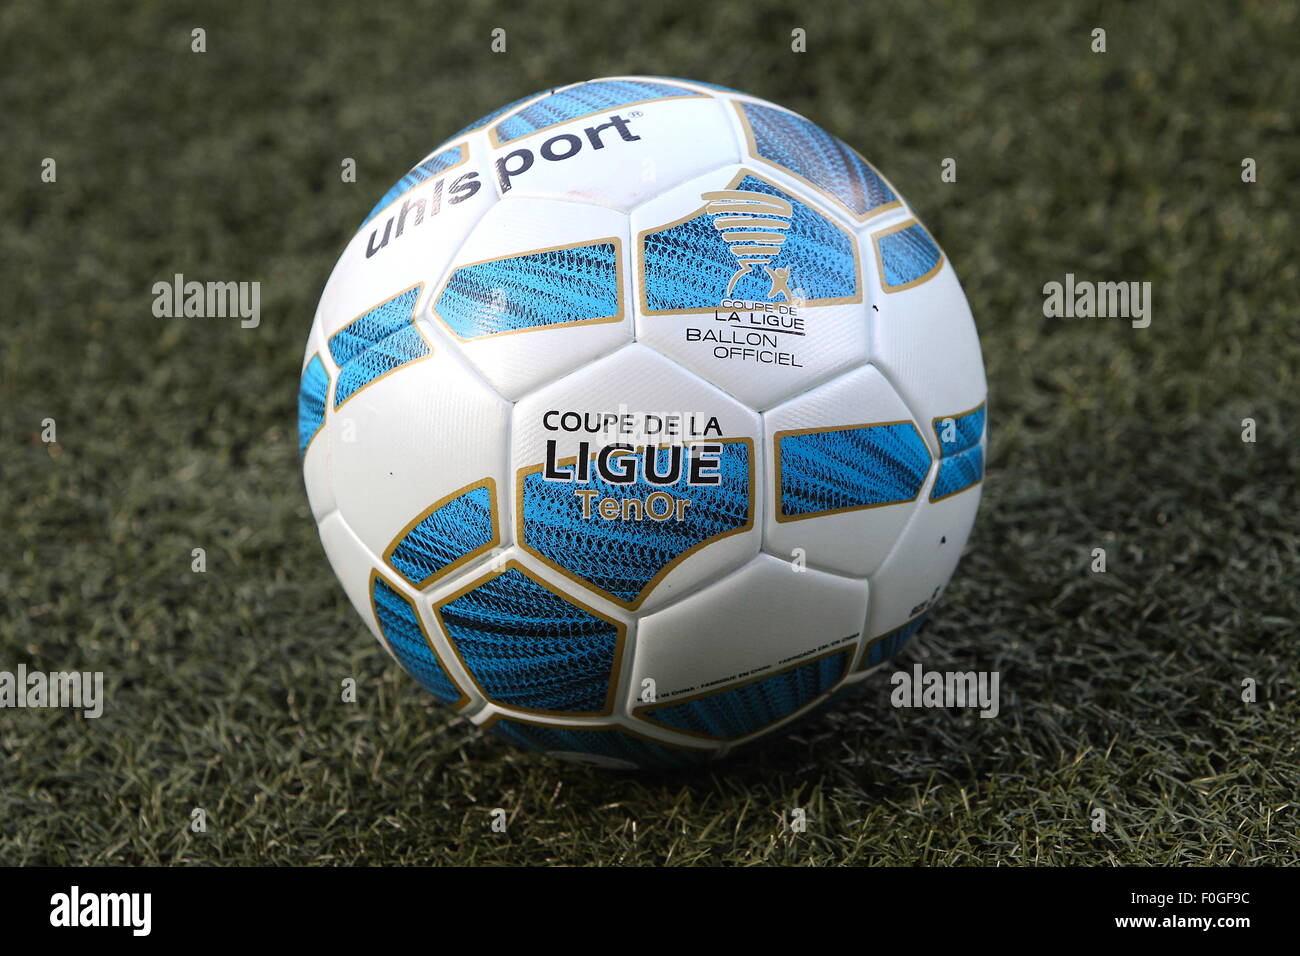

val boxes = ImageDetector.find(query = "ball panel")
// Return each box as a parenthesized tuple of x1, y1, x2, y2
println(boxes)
(509, 343, 762, 613)
(865, 476, 982, 642)
(481, 713, 716, 770)
(631, 164, 868, 408)
(326, 343, 511, 582)
(427, 196, 633, 400)
(317, 143, 496, 343)
(863, 240, 986, 456)
(762, 365, 928, 576)
(488, 89, 739, 211)
(628, 553, 867, 739)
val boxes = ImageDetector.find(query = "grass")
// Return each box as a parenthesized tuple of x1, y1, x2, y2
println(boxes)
(1, 0, 1296, 865)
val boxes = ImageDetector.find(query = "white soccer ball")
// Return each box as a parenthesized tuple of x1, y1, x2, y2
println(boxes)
(299, 77, 987, 770)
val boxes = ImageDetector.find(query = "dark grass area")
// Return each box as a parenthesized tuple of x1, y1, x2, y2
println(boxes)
(2, 0, 1297, 865)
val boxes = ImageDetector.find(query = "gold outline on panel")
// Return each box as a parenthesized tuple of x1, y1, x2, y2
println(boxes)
(429, 236, 626, 343)
(299, 351, 329, 458)
(476, 711, 716, 760)
(854, 613, 926, 673)
(382, 477, 502, 590)
(636, 168, 864, 316)
(363, 142, 472, 229)
(487, 93, 702, 148)
(633, 645, 853, 743)
(329, 282, 432, 411)
(367, 567, 472, 712)
(431, 558, 628, 720)
(771, 420, 932, 523)
(513, 437, 757, 611)
(928, 401, 987, 503)
(871, 218, 946, 294)
(730, 100, 904, 225)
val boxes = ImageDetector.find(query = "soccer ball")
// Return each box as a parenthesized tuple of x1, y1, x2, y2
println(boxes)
(298, 77, 986, 770)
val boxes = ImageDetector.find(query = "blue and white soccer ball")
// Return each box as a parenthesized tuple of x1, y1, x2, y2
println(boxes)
(298, 77, 986, 770)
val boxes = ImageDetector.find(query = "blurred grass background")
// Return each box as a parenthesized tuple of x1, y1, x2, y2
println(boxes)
(1, 0, 1297, 865)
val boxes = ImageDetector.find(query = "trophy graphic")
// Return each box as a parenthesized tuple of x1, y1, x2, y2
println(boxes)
(702, 189, 795, 300)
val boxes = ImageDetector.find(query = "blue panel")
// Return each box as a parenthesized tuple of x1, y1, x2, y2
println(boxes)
(297, 354, 329, 456)
(327, 287, 428, 407)
(643, 650, 850, 740)
(493, 79, 699, 143)
(388, 483, 496, 586)
(521, 442, 751, 606)
(328, 286, 421, 366)
(449, 91, 543, 141)
(877, 223, 941, 289)
(642, 175, 857, 310)
(930, 405, 985, 500)
(739, 101, 896, 217)
(434, 241, 620, 340)
(777, 422, 930, 519)
(332, 324, 430, 407)
(862, 613, 928, 669)
(934, 405, 985, 456)
(371, 576, 463, 705)
(361, 145, 464, 227)
(932, 446, 984, 500)
(490, 719, 709, 770)
(438, 567, 619, 714)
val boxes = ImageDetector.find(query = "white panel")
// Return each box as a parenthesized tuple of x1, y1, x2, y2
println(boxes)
(629, 554, 867, 708)
(316, 141, 496, 342)
(326, 343, 511, 579)
(865, 252, 987, 454)
(865, 478, 982, 639)
(762, 365, 926, 577)
(489, 93, 739, 211)
(426, 196, 634, 401)
(316, 512, 386, 653)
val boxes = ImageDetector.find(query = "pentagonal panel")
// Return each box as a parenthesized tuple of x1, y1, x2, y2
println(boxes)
(631, 165, 867, 409)
(427, 196, 633, 400)
(762, 364, 931, 577)
(326, 342, 510, 587)
(510, 343, 761, 613)
(432, 559, 626, 718)
(863, 223, 986, 455)
(486, 80, 738, 211)
(629, 554, 866, 741)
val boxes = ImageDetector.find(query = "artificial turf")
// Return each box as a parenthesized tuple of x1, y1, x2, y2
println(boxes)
(1, 0, 1296, 865)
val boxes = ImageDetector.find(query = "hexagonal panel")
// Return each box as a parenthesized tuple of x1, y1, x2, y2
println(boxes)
(631, 165, 867, 409)
(510, 343, 761, 613)
(427, 196, 634, 400)
(629, 554, 866, 741)
(762, 364, 930, 577)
